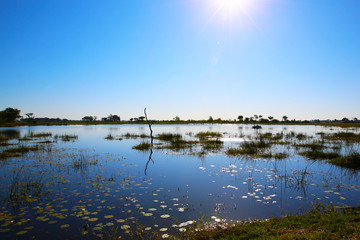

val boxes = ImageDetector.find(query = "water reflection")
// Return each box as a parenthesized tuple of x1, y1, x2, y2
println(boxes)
(0, 124, 359, 239)
(0, 129, 20, 139)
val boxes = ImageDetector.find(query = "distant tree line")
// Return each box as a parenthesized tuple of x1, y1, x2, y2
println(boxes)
(82, 114, 121, 122)
(0, 107, 359, 125)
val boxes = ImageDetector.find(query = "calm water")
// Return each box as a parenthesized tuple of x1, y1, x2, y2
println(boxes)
(0, 124, 359, 239)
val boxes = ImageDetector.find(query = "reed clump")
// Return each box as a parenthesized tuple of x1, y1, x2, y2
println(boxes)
(195, 131, 222, 140)
(329, 153, 360, 169)
(299, 150, 340, 160)
(322, 132, 360, 142)
(156, 133, 182, 142)
(54, 134, 78, 142)
(226, 140, 271, 156)
(132, 142, 151, 151)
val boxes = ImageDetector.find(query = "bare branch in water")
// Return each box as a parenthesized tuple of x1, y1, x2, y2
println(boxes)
(144, 108, 153, 146)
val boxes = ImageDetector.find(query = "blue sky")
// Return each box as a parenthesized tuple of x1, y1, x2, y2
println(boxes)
(1, 0, 359, 120)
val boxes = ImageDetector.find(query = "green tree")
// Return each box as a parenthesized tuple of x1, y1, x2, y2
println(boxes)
(82, 116, 94, 121)
(282, 115, 288, 122)
(173, 116, 180, 121)
(208, 116, 213, 122)
(108, 114, 121, 122)
(237, 115, 244, 122)
(0, 107, 21, 122)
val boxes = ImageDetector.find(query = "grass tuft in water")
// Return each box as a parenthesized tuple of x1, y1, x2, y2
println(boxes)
(322, 132, 360, 142)
(329, 153, 360, 169)
(156, 133, 182, 142)
(226, 140, 271, 156)
(195, 131, 222, 140)
(28, 132, 52, 138)
(132, 142, 151, 151)
(299, 150, 340, 160)
(54, 134, 78, 142)
(72, 153, 98, 170)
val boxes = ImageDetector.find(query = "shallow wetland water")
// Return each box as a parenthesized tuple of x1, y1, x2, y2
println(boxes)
(0, 124, 359, 239)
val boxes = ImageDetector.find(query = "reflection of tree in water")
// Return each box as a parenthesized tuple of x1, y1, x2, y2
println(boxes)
(144, 148, 153, 176)
(0, 129, 20, 139)
(144, 108, 154, 176)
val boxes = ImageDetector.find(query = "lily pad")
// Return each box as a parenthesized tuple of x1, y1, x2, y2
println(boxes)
(121, 225, 130, 230)
(16, 230, 27, 235)
(60, 224, 70, 228)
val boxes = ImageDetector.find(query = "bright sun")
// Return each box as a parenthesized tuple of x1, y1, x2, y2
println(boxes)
(217, 0, 245, 10)
(202, 0, 257, 34)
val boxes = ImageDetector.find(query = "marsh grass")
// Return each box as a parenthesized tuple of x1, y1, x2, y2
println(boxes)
(226, 140, 271, 156)
(329, 153, 360, 169)
(9, 166, 46, 205)
(184, 205, 360, 240)
(158, 139, 197, 150)
(28, 132, 52, 138)
(258, 132, 286, 142)
(322, 132, 360, 142)
(54, 134, 78, 142)
(17, 137, 32, 141)
(155, 133, 182, 142)
(105, 133, 115, 140)
(293, 141, 326, 151)
(0, 142, 13, 147)
(72, 153, 98, 171)
(0, 145, 41, 160)
(122, 133, 149, 139)
(299, 150, 340, 160)
(201, 139, 223, 150)
(257, 152, 289, 159)
(195, 131, 222, 140)
(132, 142, 151, 151)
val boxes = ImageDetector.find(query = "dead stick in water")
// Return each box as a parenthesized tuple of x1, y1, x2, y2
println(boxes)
(144, 108, 153, 146)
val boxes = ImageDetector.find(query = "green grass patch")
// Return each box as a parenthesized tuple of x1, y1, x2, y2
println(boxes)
(226, 141, 271, 156)
(155, 133, 182, 142)
(122, 133, 149, 139)
(329, 153, 360, 170)
(54, 134, 78, 142)
(201, 139, 223, 150)
(299, 150, 340, 160)
(257, 152, 289, 159)
(0, 145, 40, 160)
(293, 141, 326, 151)
(322, 132, 360, 142)
(132, 142, 151, 151)
(28, 132, 52, 138)
(185, 206, 360, 240)
(104, 133, 115, 140)
(195, 131, 222, 140)
(158, 139, 197, 150)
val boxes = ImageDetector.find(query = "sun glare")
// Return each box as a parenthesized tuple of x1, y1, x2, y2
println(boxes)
(218, 0, 244, 10)
(200, 0, 259, 36)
